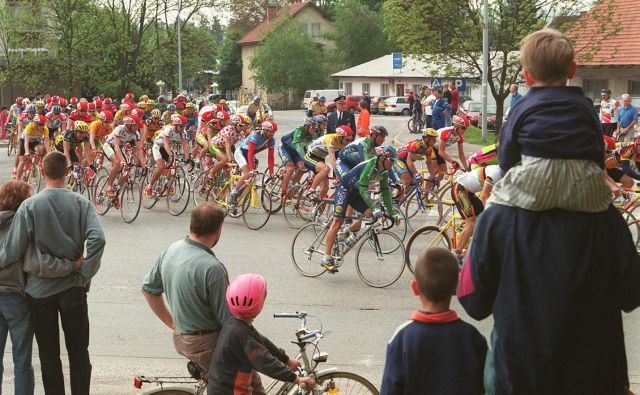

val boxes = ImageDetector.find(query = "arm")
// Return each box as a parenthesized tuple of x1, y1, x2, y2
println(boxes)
(63, 141, 72, 165)
(244, 336, 297, 383)
(24, 133, 30, 154)
(206, 270, 230, 325)
(247, 140, 257, 171)
(268, 146, 275, 175)
(76, 205, 106, 283)
(327, 147, 337, 168)
(480, 178, 494, 205)
(181, 139, 190, 159)
(113, 136, 125, 162)
(90, 129, 98, 151)
(142, 291, 174, 330)
(224, 136, 233, 159)
(406, 152, 419, 175)
(437, 140, 454, 164)
(380, 340, 404, 395)
(379, 174, 395, 216)
(0, 207, 30, 268)
(23, 243, 78, 278)
(358, 159, 377, 209)
(620, 160, 640, 180)
(457, 142, 467, 171)
(292, 129, 306, 158)
(162, 136, 173, 158)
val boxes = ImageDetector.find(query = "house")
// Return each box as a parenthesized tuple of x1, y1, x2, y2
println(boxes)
(236, 0, 335, 104)
(569, 0, 640, 103)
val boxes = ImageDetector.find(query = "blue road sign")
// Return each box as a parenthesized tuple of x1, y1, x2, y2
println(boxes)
(392, 53, 402, 69)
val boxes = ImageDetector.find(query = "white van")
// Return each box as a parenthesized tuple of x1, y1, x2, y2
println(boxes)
(301, 89, 347, 108)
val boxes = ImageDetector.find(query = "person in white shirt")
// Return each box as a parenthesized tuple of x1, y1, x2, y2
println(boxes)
(599, 88, 619, 137)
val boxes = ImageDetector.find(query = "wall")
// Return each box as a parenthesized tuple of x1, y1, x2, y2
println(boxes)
(571, 66, 640, 102)
(294, 7, 336, 49)
(240, 44, 259, 91)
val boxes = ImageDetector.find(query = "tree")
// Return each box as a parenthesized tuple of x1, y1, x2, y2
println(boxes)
(328, 0, 394, 68)
(383, 0, 603, 135)
(250, 19, 327, 108)
(215, 30, 243, 94)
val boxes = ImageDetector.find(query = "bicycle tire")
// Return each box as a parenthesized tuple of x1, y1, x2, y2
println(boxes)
(93, 175, 112, 215)
(29, 164, 42, 193)
(207, 182, 232, 217)
(192, 171, 212, 207)
(142, 174, 160, 209)
(356, 230, 405, 288)
(143, 390, 195, 395)
(77, 180, 92, 201)
(120, 180, 142, 223)
(283, 186, 315, 229)
(167, 166, 190, 216)
(310, 370, 379, 395)
(404, 188, 443, 231)
(378, 209, 408, 246)
(290, 223, 329, 277)
(241, 184, 272, 230)
(263, 166, 284, 214)
(405, 225, 452, 273)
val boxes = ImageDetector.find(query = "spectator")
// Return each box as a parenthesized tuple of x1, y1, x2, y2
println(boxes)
(422, 88, 435, 128)
(0, 151, 105, 394)
(442, 84, 453, 126)
(362, 91, 371, 111)
(327, 95, 356, 134)
(459, 28, 640, 395)
(615, 94, 638, 142)
(509, 84, 522, 108)
(307, 95, 318, 117)
(356, 100, 370, 137)
(311, 96, 327, 116)
(381, 248, 487, 395)
(407, 90, 415, 116)
(449, 81, 460, 115)
(600, 88, 620, 137)
(431, 88, 450, 130)
(0, 106, 7, 140)
(411, 92, 421, 119)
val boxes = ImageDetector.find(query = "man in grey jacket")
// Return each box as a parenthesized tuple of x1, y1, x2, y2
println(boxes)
(0, 152, 106, 394)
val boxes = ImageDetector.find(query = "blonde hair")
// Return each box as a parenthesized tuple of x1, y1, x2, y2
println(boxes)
(520, 28, 574, 85)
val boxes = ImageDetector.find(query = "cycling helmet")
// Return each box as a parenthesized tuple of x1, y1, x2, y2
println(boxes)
(452, 114, 470, 128)
(229, 115, 242, 126)
(52, 105, 62, 115)
(219, 99, 227, 105)
(253, 96, 261, 102)
(32, 115, 44, 124)
(94, 98, 102, 108)
(261, 120, 277, 132)
(172, 115, 187, 126)
(139, 95, 149, 102)
(77, 102, 89, 112)
(51, 95, 60, 102)
(226, 273, 267, 318)
(122, 116, 137, 126)
(157, 95, 166, 103)
(185, 102, 196, 109)
(74, 120, 89, 133)
(319, 96, 326, 101)
(375, 145, 398, 161)
(145, 100, 156, 107)
(70, 96, 78, 105)
(92, 96, 100, 102)
(200, 110, 215, 124)
(125, 92, 134, 100)
(26, 104, 37, 114)
(167, 104, 177, 111)
(59, 98, 68, 107)
(119, 103, 130, 111)
(216, 111, 230, 120)
(104, 97, 112, 105)
(87, 102, 96, 112)
(35, 100, 45, 108)
(240, 115, 252, 125)
(312, 115, 328, 125)
(370, 125, 388, 137)
(335, 125, 354, 137)
(137, 101, 146, 109)
(303, 118, 317, 128)
(16, 97, 23, 105)
(151, 109, 161, 118)
(46, 97, 52, 104)
(100, 110, 113, 122)
(603, 135, 616, 151)
(421, 128, 438, 139)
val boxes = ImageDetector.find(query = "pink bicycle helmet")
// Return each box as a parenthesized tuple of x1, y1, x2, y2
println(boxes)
(226, 273, 267, 318)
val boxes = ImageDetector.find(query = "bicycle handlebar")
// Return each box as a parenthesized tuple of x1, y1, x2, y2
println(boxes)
(273, 312, 305, 319)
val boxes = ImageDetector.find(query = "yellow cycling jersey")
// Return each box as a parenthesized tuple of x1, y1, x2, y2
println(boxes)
(114, 109, 127, 121)
(89, 120, 112, 140)
(307, 133, 346, 158)
(24, 123, 49, 139)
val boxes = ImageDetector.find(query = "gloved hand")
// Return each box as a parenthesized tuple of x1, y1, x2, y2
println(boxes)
(414, 174, 423, 183)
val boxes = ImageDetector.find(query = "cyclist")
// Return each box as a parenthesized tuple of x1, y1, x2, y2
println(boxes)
(144, 100, 156, 120)
(161, 104, 177, 124)
(114, 103, 131, 125)
(246, 96, 264, 122)
(67, 101, 94, 130)
(55, 120, 91, 168)
(103, 97, 116, 113)
(6, 97, 24, 132)
(335, 125, 387, 179)
(607, 132, 640, 188)
(103, 116, 145, 197)
(450, 164, 504, 260)
(145, 115, 191, 198)
(321, 146, 399, 273)
(182, 102, 199, 135)
(303, 125, 354, 200)
(35, 100, 46, 116)
(314, 114, 328, 134)
(602, 135, 627, 196)
(230, 120, 277, 205)
(206, 115, 250, 182)
(45, 105, 67, 139)
(143, 109, 164, 143)
(44, 95, 60, 112)
(192, 109, 217, 162)
(394, 128, 440, 195)
(436, 114, 470, 174)
(157, 95, 167, 112)
(278, 118, 321, 200)
(467, 142, 499, 169)
(88, 110, 114, 156)
(16, 114, 51, 180)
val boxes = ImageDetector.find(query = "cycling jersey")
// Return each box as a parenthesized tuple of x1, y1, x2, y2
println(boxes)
(106, 125, 140, 146)
(45, 112, 66, 130)
(144, 118, 164, 134)
(68, 110, 93, 124)
(437, 126, 464, 147)
(397, 139, 436, 162)
(237, 131, 275, 172)
(55, 129, 89, 148)
(613, 143, 640, 180)
(333, 157, 395, 217)
(24, 123, 49, 140)
(89, 120, 113, 140)
(468, 143, 498, 169)
(239, 131, 274, 152)
(281, 127, 321, 159)
(154, 125, 189, 146)
(114, 109, 128, 122)
(307, 133, 346, 159)
(339, 137, 375, 165)
(455, 165, 503, 193)
(161, 110, 175, 124)
(210, 125, 244, 149)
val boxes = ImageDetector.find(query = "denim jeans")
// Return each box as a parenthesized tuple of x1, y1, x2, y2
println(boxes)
(29, 287, 90, 395)
(0, 293, 35, 395)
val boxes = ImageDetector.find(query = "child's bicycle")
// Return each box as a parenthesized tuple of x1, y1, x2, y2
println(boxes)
(290, 204, 406, 288)
(132, 312, 379, 395)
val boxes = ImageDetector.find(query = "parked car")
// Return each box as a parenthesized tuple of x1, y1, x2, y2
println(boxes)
(237, 103, 273, 122)
(458, 100, 483, 126)
(301, 89, 346, 109)
(370, 96, 388, 114)
(486, 104, 497, 131)
(383, 96, 411, 115)
(345, 95, 362, 112)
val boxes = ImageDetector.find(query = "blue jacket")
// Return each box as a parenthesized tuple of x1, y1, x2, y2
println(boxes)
(498, 86, 603, 172)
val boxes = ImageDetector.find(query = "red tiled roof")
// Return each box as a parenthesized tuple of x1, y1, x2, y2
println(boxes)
(237, 2, 311, 45)
(570, 0, 640, 66)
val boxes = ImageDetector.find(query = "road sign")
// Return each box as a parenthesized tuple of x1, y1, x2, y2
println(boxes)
(430, 78, 442, 88)
(392, 53, 402, 70)
(455, 78, 467, 92)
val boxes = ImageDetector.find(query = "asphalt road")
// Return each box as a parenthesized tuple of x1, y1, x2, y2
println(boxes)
(0, 110, 638, 394)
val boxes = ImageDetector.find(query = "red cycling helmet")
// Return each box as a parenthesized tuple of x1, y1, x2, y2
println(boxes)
(100, 110, 113, 122)
(87, 102, 96, 112)
(125, 92, 134, 100)
(261, 120, 277, 132)
(70, 96, 78, 105)
(51, 95, 60, 102)
(172, 115, 188, 126)
(46, 96, 52, 103)
(131, 108, 144, 119)
(452, 115, 470, 128)
(216, 111, 230, 120)
(94, 98, 102, 108)
(336, 125, 354, 137)
(122, 116, 137, 126)
(32, 115, 44, 124)
(603, 135, 616, 151)
(77, 102, 89, 112)
(201, 110, 215, 124)
(59, 98, 67, 107)
(16, 97, 23, 105)
(104, 97, 112, 105)
(226, 273, 267, 318)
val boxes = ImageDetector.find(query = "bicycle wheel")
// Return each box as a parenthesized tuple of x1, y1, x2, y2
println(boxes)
(404, 189, 443, 231)
(192, 171, 212, 207)
(28, 165, 42, 193)
(93, 175, 112, 215)
(283, 188, 315, 229)
(208, 183, 231, 217)
(309, 370, 379, 395)
(241, 184, 272, 230)
(380, 209, 408, 244)
(120, 179, 142, 223)
(355, 230, 405, 288)
(262, 166, 284, 214)
(77, 180, 92, 201)
(142, 174, 161, 209)
(290, 222, 329, 277)
(405, 225, 452, 273)
(167, 166, 190, 216)
(407, 117, 421, 134)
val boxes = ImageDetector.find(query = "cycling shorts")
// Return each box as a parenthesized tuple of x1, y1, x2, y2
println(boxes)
(392, 159, 411, 178)
(333, 185, 368, 218)
(208, 144, 224, 157)
(451, 182, 483, 220)
(335, 159, 353, 179)
(102, 142, 115, 159)
(433, 148, 447, 166)
(152, 144, 171, 162)
(303, 153, 324, 172)
(196, 133, 209, 147)
(607, 167, 625, 183)
(55, 142, 80, 163)
(278, 145, 302, 165)
(19, 138, 42, 156)
(234, 147, 248, 168)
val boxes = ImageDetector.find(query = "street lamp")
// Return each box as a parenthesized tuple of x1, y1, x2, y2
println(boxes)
(481, 0, 489, 142)
(177, 0, 183, 92)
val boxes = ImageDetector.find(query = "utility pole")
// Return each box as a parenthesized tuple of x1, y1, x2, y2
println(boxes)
(177, 0, 183, 93)
(481, 0, 489, 142)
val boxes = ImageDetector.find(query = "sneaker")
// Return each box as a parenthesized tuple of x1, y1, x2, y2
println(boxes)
(168, 185, 176, 195)
(306, 191, 321, 203)
(279, 194, 291, 204)
(321, 256, 338, 273)
(229, 191, 239, 205)
(345, 233, 359, 249)
(106, 187, 116, 198)
(145, 185, 153, 198)
(337, 230, 351, 247)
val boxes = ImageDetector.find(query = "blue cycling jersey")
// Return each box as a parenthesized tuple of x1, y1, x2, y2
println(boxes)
(239, 131, 274, 151)
(339, 137, 374, 166)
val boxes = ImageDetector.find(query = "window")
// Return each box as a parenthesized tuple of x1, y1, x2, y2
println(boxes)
(362, 83, 370, 95)
(396, 84, 404, 96)
(339, 82, 344, 90)
(380, 83, 388, 96)
(630, 81, 640, 96)
(412, 84, 421, 94)
(311, 23, 321, 37)
(583, 79, 608, 103)
(344, 82, 352, 95)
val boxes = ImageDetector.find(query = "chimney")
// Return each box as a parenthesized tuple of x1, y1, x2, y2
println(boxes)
(266, 0, 278, 21)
